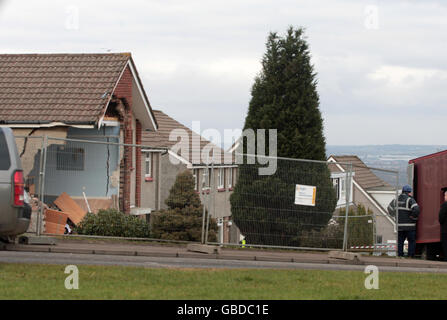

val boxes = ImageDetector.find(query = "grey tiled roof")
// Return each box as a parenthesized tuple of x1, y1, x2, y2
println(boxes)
(329, 155, 392, 190)
(0, 53, 130, 124)
(142, 110, 233, 165)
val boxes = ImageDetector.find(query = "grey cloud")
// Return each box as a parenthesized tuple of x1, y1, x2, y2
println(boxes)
(0, 0, 446, 145)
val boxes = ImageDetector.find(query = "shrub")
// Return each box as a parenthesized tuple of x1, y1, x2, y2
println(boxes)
(299, 204, 375, 249)
(74, 208, 150, 238)
(150, 170, 217, 242)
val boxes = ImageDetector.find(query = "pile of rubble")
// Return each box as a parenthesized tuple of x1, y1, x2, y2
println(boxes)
(27, 192, 115, 235)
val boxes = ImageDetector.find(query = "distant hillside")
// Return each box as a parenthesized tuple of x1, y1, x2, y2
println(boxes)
(326, 145, 447, 188)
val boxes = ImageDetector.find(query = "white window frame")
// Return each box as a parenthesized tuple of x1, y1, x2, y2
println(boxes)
(228, 168, 233, 188)
(330, 172, 353, 208)
(332, 178, 340, 201)
(218, 168, 225, 189)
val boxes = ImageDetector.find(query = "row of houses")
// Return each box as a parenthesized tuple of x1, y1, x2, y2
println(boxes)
(0, 52, 396, 245)
(0, 53, 239, 242)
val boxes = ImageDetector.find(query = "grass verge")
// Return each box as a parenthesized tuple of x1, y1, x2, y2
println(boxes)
(1, 263, 447, 299)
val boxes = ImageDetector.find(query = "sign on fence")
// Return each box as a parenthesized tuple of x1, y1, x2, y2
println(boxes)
(294, 184, 316, 206)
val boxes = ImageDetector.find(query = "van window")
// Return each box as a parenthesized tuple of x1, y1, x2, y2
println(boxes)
(0, 130, 11, 170)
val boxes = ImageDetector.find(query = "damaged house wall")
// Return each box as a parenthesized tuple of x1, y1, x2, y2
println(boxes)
(13, 127, 68, 178)
(42, 126, 120, 202)
(13, 127, 68, 196)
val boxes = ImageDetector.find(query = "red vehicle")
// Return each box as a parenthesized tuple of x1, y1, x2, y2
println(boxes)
(409, 150, 447, 260)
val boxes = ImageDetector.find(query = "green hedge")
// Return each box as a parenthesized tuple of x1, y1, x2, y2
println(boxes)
(74, 209, 150, 238)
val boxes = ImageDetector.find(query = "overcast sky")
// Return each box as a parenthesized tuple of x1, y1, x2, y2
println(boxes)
(1, 0, 446, 147)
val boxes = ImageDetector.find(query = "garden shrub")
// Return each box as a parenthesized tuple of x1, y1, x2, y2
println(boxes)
(150, 170, 217, 242)
(75, 208, 150, 238)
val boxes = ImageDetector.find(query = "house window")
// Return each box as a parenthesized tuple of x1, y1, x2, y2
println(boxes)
(340, 178, 346, 200)
(209, 168, 212, 188)
(228, 168, 233, 188)
(57, 146, 84, 171)
(218, 168, 225, 189)
(333, 178, 340, 200)
(145, 152, 152, 177)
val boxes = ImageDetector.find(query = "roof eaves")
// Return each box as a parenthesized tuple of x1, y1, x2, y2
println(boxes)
(128, 56, 158, 130)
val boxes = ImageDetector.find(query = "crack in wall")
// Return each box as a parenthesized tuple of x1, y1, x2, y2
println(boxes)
(20, 128, 38, 158)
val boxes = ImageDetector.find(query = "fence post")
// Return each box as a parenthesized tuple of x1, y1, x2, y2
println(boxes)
(342, 163, 352, 251)
(201, 161, 207, 244)
(372, 213, 377, 245)
(205, 161, 214, 244)
(37, 135, 48, 236)
(394, 171, 400, 252)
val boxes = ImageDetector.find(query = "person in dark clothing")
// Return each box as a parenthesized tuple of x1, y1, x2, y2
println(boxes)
(438, 190, 447, 261)
(388, 184, 420, 258)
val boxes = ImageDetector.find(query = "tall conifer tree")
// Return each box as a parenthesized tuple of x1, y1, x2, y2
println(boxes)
(230, 27, 337, 246)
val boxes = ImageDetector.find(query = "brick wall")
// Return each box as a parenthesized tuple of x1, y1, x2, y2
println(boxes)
(116, 66, 133, 215)
(114, 67, 133, 107)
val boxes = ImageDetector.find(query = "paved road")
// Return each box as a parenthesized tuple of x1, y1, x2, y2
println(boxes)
(2, 250, 447, 273)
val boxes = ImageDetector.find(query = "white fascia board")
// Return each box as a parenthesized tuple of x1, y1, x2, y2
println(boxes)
(227, 140, 240, 153)
(352, 179, 396, 226)
(327, 157, 355, 177)
(327, 157, 346, 173)
(168, 150, 192, 168)
(141, 148, 166, 153)
(127, 60, 158, 131)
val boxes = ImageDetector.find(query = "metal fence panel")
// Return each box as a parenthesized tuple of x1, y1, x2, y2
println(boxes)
(362, 165, 400, 256)
(40, 136, 136, 236)
(35, 136, 205, 244)
(14, 135, 45, 236)
(204, 154, 399, 253)
(206, 155, 352, 250)
(18, 134, 399, 253)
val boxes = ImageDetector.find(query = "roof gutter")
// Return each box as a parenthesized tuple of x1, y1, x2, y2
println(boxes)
(0, 121, 95, 129)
